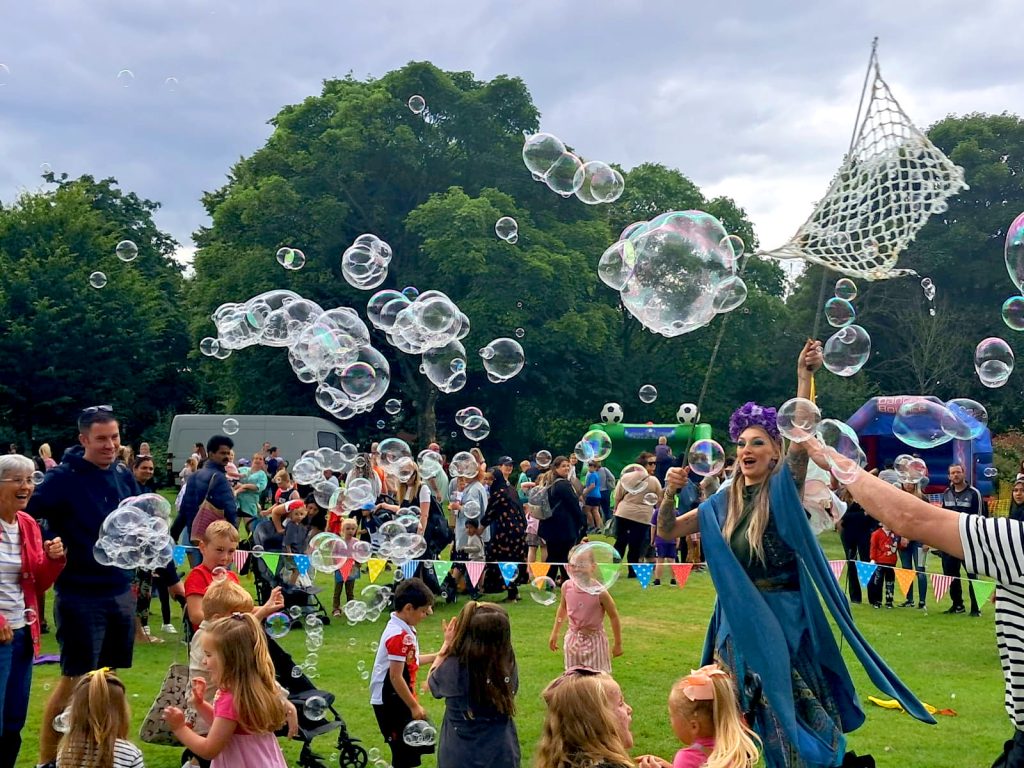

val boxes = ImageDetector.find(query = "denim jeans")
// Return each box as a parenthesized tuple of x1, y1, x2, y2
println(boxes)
(0, 626, 33, 768)
(898, 542, 928, 605)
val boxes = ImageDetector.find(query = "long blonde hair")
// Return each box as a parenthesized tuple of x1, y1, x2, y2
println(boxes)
(721, 431, 783, 564)
(205, 613, 287, 734)
(535, 672, 633, 768)
(669, 666, 761, 768)
(57, 669, 132, 768)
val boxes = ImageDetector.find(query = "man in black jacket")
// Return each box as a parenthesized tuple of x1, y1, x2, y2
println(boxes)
(940, 462, 984, 616)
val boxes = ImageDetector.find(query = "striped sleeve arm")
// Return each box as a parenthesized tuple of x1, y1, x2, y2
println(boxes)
(960, 514, 1024, 585)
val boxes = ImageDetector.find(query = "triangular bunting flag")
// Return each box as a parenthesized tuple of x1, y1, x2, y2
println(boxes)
(828, 559, 845, 583)
(338, 558, 354, 581)
(973, 579, 997, 606)
(232, 550, 249, 572)
(597, 562, 622, 584)
(432, 560, 454, 583)
(367, 558, 387, 583)
(930, 573, 953, 603)
(632, 563, 654, 589)
(499, 562, 519, 586)
(529, 562, 550, 579)
(173, 546, 186, 567)
(465, 561, 485, 587)
(671, 563, 693, 589)
(894, 568, 916, 599)
(855, 561, 878, 587)
(262, 553, 279, 574)
(294, 554, 311, 577)
(400, 561, 419, 580)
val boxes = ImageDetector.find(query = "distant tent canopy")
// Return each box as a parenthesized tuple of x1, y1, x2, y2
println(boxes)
(846, 396, 994, 495)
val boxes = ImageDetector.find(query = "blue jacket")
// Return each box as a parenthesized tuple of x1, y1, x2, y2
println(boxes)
(699, 463, 933, 764)
(177, 461, 238, 535)
(26, 446, 141, 597)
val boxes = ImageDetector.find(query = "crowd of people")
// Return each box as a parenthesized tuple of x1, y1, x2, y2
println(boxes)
(0, 338, 1021, 767)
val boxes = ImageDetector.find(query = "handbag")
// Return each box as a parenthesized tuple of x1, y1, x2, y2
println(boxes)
(190, 474, 225, 544)
(139, 662, 189, 746)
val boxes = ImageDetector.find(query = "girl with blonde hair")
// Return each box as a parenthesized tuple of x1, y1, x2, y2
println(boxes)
(56, 669, 144, 768)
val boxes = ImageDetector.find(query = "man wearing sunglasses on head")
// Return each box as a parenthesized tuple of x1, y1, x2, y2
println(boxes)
(25, 405, 142, 767)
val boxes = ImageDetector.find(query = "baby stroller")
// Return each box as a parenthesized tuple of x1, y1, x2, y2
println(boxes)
(249, 518, 332, 628)
(268, 637, 368, 768)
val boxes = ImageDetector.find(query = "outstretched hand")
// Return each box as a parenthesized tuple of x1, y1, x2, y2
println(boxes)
(798, 338, 823, 377)
(162, 706, 187, 730)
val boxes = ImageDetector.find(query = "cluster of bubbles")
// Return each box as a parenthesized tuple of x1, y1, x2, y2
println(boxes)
(367, 288, 471, 394)
(522, 133, 625, 204)
(92, 493, 174, 570)
(341, 584, 395, 625)
(276, 246, 306, 271)
(495, 216, 519, 244)
(573, 429, 613, 463)
(455, 406, 490, 442)
(89, 239, 140, 290)
(201, 289, 391, 419)
(598, 211, 747, 337)
(975, 337, 1014, 388)
(879, 454, 930, 487)
(892, 398, 988, 449)
(342, 234, 393, 290)
(822, 278, 871, 377)
(478, 338, 526, 383)
(403, 719, 438, 747)
(1002, 211, 1024, 323)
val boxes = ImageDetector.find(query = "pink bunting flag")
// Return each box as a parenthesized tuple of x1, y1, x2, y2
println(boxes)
(828, 560, 845, 583)
(931, 573, 953, 603)
(465, 561, 485, 588)
(671, 563, 693, 589)
(232, 550, 249, 572)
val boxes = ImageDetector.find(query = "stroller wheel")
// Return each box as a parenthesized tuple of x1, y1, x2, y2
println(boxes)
(337, 742, 367, 768)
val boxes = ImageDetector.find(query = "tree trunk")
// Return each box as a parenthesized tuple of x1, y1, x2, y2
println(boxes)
(418, 385, 437, 449)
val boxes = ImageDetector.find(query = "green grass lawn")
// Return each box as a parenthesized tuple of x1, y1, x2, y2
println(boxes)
(17, 532, 1009, 767)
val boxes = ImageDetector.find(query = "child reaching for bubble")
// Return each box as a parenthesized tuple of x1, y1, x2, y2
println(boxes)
(55, 669, 144, 768)
(164, 612, 294, 767)
(636, 663, 760, 768)
(549, 544, 623, 673)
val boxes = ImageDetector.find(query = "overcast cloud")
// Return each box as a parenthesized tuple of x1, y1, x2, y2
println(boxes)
(1, 0, 1022, 270)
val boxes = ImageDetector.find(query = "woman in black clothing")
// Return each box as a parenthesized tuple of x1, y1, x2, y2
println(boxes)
(482, 457, 529, 601)
(1009, 480, 1024, 523)
(538, 456, 585, 583)
(837, 487, 876, 603)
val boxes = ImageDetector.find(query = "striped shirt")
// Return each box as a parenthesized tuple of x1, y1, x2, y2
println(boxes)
(960, 514, 1024, 729)
(0, 518, 26, 629)
(56, 738, 144, 767)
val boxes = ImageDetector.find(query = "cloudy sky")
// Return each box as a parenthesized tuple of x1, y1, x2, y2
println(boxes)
(1, 0, 1022, 270)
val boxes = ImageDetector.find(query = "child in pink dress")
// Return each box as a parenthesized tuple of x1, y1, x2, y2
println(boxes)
(548, 545, 623, 672)
(164, 612, 293, 767)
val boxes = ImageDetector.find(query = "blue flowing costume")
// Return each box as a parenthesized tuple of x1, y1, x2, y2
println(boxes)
(698, 463, 934, 767)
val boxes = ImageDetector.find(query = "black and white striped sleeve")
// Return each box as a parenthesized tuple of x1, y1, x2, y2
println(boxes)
(961, 514, 1024, 585)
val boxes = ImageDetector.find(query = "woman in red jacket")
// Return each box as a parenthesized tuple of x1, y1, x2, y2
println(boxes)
(0, 454, 65, 768)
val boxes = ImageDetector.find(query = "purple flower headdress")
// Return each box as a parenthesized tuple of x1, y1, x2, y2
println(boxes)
(728, 401, 781, 443)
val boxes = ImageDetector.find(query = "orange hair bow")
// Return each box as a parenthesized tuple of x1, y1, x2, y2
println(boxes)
(681, 664, 728, 701)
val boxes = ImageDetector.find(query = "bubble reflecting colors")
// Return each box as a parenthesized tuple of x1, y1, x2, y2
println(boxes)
(688, 440, 725, 476)
(712, 276, 747, 314)
(834, 278, 857, 301)
(942, 398, 988, 440)
(824, 298, 856, 328)
(265, 612, 291, 639)
(276, 246, 306, 271)
(894, 454, 929, 485)
(528, 576, 558, 605)
(522, 133, 566, 178)
(892, 400, 954, 449)
(619, 465, 649, 495)
(1002, 296, 1024, 331)
(815, 419, 865, 484)
(975, 337, 1014, 388)
(823, 325, 871, 376)
(408, 94, 426, 114)
(573, 160, 625, 204)
(495, 217, 518, 241)
(115, 240, 138, 262)
(568, 541, 623, 595)
(776, 397, 821, 443)
(478, 338, 525, 381)
(575, 429, 612, 461)
(1003, 211, 1024, 291)
(89, 271, 108, 289)
(638, 384, 658, 404)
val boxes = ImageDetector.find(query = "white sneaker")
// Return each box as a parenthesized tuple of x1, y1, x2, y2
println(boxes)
(142, 625, 152, 636)
(162, 623, 178, 634)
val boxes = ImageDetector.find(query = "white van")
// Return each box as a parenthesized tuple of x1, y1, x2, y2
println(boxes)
(167, 414, 348, 482)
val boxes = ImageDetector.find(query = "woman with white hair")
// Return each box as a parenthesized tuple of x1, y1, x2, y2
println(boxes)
(0, 454, 65, 767)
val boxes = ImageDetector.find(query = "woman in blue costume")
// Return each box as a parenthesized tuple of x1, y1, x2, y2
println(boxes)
(659, 340, 933, 768)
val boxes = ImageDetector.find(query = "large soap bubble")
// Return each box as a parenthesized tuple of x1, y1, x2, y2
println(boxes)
(892, 400, 955, 449)
(93, 499, 173, 572)
(942, 398, 988, 440)
(1004, 211, 1024, 291)
(834, 278, 857, 301)
(815, 418, 865, 484)
(522, 132, 567, 179)
(776, 397, 821, 443)
(575, 429, 612, 462)
(823, 298, 856, 328)
(572, 160, 625, 205)
(568, 541, 623, 595)
(478, 338, 525, 382)
(495, 217, 518, 242)
(823, 325, 871, 376)
(1002, 296, 1024, 331)
(600, 211, 742, 337)
(341, 234, 392, 290)
(975, 337, 1014, 388)
(449, 451, 480, 479)
(687, 440, 725, 476)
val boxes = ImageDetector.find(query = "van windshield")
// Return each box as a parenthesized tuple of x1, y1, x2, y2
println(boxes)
(317, 431, 340, 451)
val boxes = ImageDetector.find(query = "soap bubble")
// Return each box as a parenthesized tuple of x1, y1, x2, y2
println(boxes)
(289, 606, 303, 619)
(265, 612, 291, 639)
(402, 719, 437, 747)
(222, 418, 239, 435)
(383, 398, 402, 416)
(544, 152, 585, 197)
(462, 499, 482, 520)
(984, 466, 999, 478)
(343, 600, 368, 622)
(276, 246, 306, 270)
(894, 454, 929, 485)
(568, 541, 623, 595)
(942, 398, 988, 440)
(163, 76, 178, 92)
(878, 469, 902, 486)
(455, 407, 483, 427)
(341, 234, 391, 290)
(642, 492, 659, 506)
(573, 160, 625, 204)
(31, 471, 45, 485)
(478, 338, 525, 381)
(89, 271, 108, 289)
(823, 325, 871, 376)
(407, 94, 426, 114)
(303, 695, 328, 721)
(776, 397, 821, 443)
(893, 400, 955, 449)
(720, 234, 745, 259)
(23, 607, 37, 625)
(449, 451, 480, 479)
(975, 337, 1014, 388)
(463, 418, 491, 442)
(199, 337, 220, 357)
(514, 327, 525, 339)
(688, 440, 725, 476)
(1001, 296, 1024, 331)
(116, 69, 134, 87)
(602, 211, 740, 337)
(834, 278, 857, 301)
(368, 748, 381, 762)
(92, 500, 173, 572)
(619, 465, 649, 495)
(712, 276, 747, 313)
(638, 384, 658, 404)
(495, 217, 518, 241)
(921, 277, 936, 301)
(575, 429, 613, 462)
(528, 576, 558, 605)
(402, 286, 420, 301)
(1003, 211, 1024, 290)
(115, 240, 138, 262)
(823, 298, 856, 328)
(211, 567, 227, 581)
(53, 709, 71, 734)
(522, 133, 566, 179)
(816, 419, 865, 484)
(535, 450, 552, 468)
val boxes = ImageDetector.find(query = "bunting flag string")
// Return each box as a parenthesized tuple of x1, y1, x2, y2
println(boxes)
(400, 561, 419, 580)
(528, 562, 551, 579)
(262, 553, 279, 575)
(431, 561, 454, 583)
(499, 562, 519, 586)
(632, 563, 654, 589)
(465, 561, 485, 588)
(294, 554, 312, 577)
(231, 550, 249, 572)
(671, 563, 693, 589)
(930, 574, 953, 603)
(855, 561, 878, 587)
(338, 558, 355, 581)
(828, 559, 846, 583)
(973, 579, 997, 606)
(367, 558, 387, 583)
(894, 568, 917, 599)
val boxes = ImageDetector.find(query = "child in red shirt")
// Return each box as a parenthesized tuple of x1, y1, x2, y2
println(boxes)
(868, 524, 902, 608)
